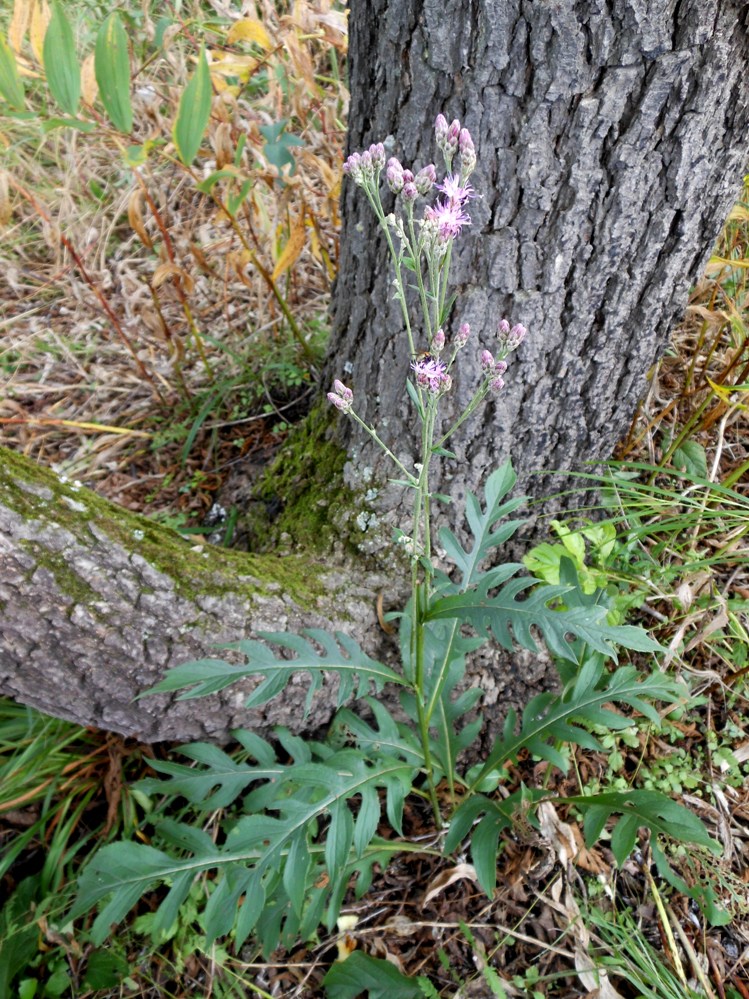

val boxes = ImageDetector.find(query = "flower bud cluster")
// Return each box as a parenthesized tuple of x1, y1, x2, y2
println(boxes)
(435, 114, 475, 180)
(480, 349, 509, 394)
(343, 143, 386, 187)
(327, 379, 353, 412)
(496, 318, 527, 353)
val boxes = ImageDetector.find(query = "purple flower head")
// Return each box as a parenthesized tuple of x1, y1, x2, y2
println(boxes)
(411, 355, 450, 394)
(489, 375, 505, 394)
(432, 328, 445, 353)
(480, 349, 495, 373)
(494, 359, 508, 376)
(510, 323, 527, 346)
(415, 164, 437, 195)
(386, 157, 404, 194)
(328, 379, 354, 413)
(447, 119, 461, 153)
(360, 150, 373, 174)
(454, 322, 470, 348)
(437, 173, 475, 206)
(497, 318, 510, 336)
(424, 198, 471, 240)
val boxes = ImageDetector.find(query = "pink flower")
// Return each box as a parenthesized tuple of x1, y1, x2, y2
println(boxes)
(411, 356, 450, 394)
(424, 198, 471, 240)
(437, 173, 475, 205)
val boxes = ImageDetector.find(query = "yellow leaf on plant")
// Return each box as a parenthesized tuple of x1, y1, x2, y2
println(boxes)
(8, 0, 33, 53)
(81, 51, 97, 105)
(29, 0, 50, 64)
(272, 215, 306, 281)
(226, 18, 272, 50)
(208, 51, 259, 83)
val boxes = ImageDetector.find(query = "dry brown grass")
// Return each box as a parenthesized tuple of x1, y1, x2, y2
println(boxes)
(1, 0, 346, 518)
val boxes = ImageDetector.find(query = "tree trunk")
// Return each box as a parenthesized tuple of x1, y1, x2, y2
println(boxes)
(328, 0, 749, 538)
(4, 2, 749, 741)
(0, 446, 386, 743)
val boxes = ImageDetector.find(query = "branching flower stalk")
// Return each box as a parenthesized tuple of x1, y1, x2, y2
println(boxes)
(329, 115, 528, 824)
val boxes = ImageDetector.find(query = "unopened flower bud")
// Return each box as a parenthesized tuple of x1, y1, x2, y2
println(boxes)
(489, 375, 505, 394)
(328, 379, 353, 413)
(343, 152, 364, 185)
(494, 359, 508, 375)
(432, 328, 445, 352)
(435, 114, 448, 149)
(510, 323, 527, 346)
(368, 143, 386, 170)
(480, 349, 495, 372)
(415, 163, 437, 195)
(497, 318, 510, 336)
(459, 128, 476, 179)
(333, 379, 353, 402)
(386, 157, 404, 193)
(402, 181, 418, 201)
(447, 119, 461, 153)
(454, 322, 470, 348)
(360, 150, 373, 176)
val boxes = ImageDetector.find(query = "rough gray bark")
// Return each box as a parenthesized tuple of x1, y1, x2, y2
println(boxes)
(0, 447, 387, 743)
(329, 0, 749, 537)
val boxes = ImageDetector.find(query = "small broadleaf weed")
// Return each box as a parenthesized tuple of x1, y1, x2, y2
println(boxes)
(73, 115, 720, 960)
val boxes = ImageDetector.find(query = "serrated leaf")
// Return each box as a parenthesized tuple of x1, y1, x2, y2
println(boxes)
(0, 36, 25, 109)
(439, 460, 527, 590)
(173, 46, 212, 165)
(572, 789, 719, 865)
(72, 752, 414, 950)
(428, 574, 662, 664)
(148, 629, 405, 710)
(323, 951, 424, 999)
(471, 667, 685, 788)
(134, 741, 282, 810)
(95, 13, 132, 132)
(43, 2, 80, 115)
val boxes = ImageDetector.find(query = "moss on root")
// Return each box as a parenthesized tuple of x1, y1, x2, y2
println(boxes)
(248, 401, 357, 555)
(0, 445, 326, 611)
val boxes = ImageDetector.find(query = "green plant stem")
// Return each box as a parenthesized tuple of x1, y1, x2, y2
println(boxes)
(364, 183, 417, 358)
(436, 383, 490, 447)
(347, 411, 417, 483)
(407, 210, 434, 343)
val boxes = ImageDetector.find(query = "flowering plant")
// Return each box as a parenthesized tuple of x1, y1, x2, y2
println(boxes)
(73, 117, 715, 965)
